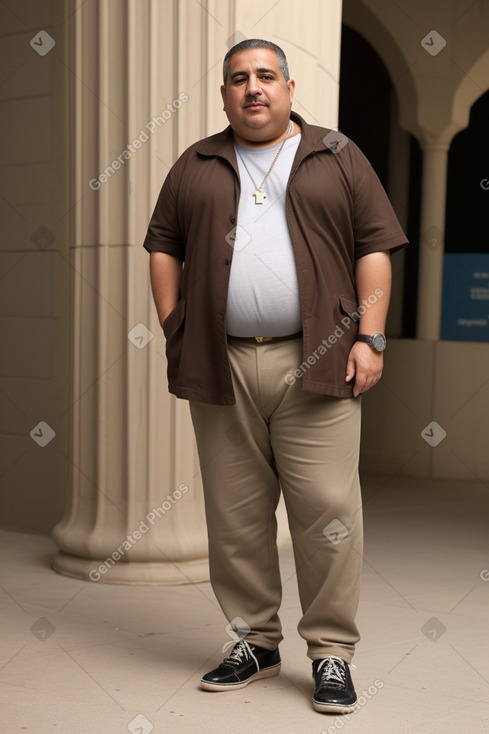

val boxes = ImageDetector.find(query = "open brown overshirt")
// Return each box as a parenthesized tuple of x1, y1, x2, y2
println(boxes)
(143, 112, 408, 404)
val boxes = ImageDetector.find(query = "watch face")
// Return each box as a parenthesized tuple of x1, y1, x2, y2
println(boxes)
(372, 333, 386, 352)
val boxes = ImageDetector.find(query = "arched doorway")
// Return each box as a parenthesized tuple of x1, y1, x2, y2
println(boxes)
(441, 90, 489, 342)
(445, 91, 489, 256)
(338, 23, 421, 337)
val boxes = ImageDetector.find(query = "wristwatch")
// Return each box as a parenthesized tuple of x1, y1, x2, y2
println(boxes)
(356, 333, 387, 352)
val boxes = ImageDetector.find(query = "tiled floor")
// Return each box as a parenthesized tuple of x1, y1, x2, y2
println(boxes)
(1, 476, 489, 734)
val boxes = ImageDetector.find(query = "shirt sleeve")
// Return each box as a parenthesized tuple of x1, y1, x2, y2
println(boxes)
(351, 145, 408, 259)
(142, 165, 185, 259)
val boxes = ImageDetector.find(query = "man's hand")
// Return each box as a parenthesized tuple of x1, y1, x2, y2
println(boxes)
(345, 341, 383, 397)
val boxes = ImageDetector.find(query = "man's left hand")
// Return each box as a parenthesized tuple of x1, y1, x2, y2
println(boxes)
(345, 342, 384, 397)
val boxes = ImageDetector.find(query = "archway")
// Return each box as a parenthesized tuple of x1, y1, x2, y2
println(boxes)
(338, 24, 420, 337)
(445, 91, 489, 255)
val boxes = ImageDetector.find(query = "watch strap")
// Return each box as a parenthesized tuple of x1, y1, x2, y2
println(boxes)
(356, 332, 386, 352)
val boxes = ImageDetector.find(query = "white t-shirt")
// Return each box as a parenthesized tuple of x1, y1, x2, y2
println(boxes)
(226, 134, 302, 337)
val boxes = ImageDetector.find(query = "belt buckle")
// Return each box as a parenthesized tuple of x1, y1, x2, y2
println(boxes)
(254, 336, 273, 343)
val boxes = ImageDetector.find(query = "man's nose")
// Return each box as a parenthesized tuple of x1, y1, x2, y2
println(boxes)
(246, 76, 262, 96)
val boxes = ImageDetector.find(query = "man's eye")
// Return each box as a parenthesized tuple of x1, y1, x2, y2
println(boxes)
(260, 75, 273, 81)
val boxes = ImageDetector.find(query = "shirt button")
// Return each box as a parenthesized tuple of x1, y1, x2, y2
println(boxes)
(224, 259, 230, 266)
(229, 215, 236, 224)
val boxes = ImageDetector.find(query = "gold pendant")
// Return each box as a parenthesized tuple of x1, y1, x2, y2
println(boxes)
(252, 189, 266, 204)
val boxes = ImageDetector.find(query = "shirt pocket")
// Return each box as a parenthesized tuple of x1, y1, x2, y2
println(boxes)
(162, 299, 185, 337)
(338, 295, 359, 322)
(162, 299, 186, 381)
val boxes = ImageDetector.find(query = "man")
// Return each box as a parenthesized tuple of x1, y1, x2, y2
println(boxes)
(143, 39, 407, 714)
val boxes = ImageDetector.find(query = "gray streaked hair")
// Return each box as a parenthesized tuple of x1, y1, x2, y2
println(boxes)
(223, 39, 290, 85)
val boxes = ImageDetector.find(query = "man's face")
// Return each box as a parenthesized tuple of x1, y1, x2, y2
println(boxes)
(221, 48, 295, 147)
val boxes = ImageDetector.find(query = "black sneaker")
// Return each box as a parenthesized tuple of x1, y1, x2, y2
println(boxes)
(200, 639, 281, 691)
(312, 656, 357, 713)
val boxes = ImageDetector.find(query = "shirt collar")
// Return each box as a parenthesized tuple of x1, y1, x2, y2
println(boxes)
(195, 111, 330, 163)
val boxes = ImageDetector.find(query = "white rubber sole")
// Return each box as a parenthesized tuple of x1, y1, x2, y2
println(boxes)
(200, 663, 281, 692)
(312, 699, 357, 714)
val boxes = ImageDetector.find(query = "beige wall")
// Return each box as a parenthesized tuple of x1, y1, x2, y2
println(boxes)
(360, 340, 489, 481)
(1, 0, 488, 545)
(0, 1, 70, 533)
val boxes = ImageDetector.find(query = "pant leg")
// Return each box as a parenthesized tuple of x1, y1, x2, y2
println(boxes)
(189, 341, 284, 651)
(190, 336, 363, 661)
(268, 341, 363, 663)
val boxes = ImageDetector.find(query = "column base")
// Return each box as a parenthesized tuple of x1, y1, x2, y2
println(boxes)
(51, 551, 210, 585)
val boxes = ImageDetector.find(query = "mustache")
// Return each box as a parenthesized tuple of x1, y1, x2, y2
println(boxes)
(244, 99, 269, 108)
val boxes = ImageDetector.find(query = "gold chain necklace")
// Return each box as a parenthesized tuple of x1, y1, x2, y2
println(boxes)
(236, 120, 293, 204)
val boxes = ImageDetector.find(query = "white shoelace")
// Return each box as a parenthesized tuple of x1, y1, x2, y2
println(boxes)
(317, 656, 349, 687)
(221, 639, 260, 670)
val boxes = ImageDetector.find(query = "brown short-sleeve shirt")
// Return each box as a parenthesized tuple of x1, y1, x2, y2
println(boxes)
(143, 111, 408, 405)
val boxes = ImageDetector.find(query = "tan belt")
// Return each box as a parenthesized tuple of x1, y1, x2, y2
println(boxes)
(227, 332, 302, 344)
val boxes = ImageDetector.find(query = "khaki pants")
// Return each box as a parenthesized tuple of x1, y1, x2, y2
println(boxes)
(189, 337, 363, 663)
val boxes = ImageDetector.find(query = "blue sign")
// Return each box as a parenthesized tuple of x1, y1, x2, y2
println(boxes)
(441, 254, 489, 341)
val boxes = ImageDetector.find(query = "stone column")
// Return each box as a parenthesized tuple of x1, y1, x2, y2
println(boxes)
(416, 144, 449, 340)
(386, 93, 410, 337)
(52, 0, 343, 584)
(52, 0, 210, 584)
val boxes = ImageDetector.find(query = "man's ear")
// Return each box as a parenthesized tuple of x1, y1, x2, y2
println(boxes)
(287, 78, 295, 104)
(220, 84, 227, 110)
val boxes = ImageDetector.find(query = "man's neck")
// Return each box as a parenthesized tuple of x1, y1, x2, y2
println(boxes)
(232, 119, 300, 148)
